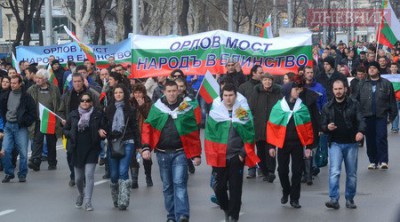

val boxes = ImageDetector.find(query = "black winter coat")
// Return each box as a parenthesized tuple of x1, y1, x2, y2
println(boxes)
(0, 88, 36, 128)
(299, 88, 321, 148)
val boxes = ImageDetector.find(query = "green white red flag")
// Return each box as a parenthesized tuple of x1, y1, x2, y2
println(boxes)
(198, 71, 220, 104)
(64, 26, 96, 64)
(205, 93, 259, 167)
(39, 103, 57, 134)
(142, 97, 201, 158)
(266, 98, 314, 148)
(47, 64, 58, 87)
(12, 52, 21, 75)
(377, 0, 400, 48)
(260, 14, 273, 38)
(381, 74, 400, 99)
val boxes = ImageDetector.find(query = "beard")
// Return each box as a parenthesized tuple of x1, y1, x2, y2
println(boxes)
(335, 94, 345, 100)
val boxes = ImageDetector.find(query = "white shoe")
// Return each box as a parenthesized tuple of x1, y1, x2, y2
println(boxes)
(367, 163, 376, 170)
(380, 162, 388, 169)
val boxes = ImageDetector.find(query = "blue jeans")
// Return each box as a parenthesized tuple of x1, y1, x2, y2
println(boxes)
(2, 122, 29, 178)
(108, 142, 135, 183)
(99, 140, 106, 159)
(156, 150, 189, 221)
(328, 142, 358, 201)
(391, 101, 400, 131)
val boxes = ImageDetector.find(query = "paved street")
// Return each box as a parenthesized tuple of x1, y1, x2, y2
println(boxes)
(1, 130, 400, 222)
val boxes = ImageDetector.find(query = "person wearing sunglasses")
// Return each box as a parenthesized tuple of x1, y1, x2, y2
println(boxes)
(63, 92, 103, 211)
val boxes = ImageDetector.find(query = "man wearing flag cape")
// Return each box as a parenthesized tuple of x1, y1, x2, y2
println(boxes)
(141, 80, 201, 222)
(205, 84, 260, 222)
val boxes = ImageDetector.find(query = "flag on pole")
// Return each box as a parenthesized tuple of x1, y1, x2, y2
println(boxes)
(260, 15, 273, 38)
(377, 0, 400, 48)
(198, 71, 220, 104)
(63, 26, 96, 64)
(381, 74, 400, 100)
(39, 103, 57, 134)
(47, 64, 59, 87)
(11, 52, 21, 75)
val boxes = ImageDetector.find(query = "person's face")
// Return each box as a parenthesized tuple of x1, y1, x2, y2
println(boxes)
(390, 65, 399, 74)
(172, 72, 183, 80)
(10, 78, 21, 91)
(79, 95, 92, 110)
(8, 69, 17, 77)
(1, 78, 10, 89)
(252, 67, 263, 81)
(222, 90, 237, 108)
(262, 78, 272, 89)
(225, 62, 235, 74)
(348, 50, 354, 58)
(48, 56, 55, 64)
(283, 75, 290, 84)
(340, 67, 347, 75)
(298, 70, 304, 76)
(84, 61, 93, 70)
(23, 62, 29, 70)
(332, 81, 347, 100)
(72, 76, 84, 91)
(52, 63, 60, 71)
(115, 66, 124, 75)
(378, 58, 386, 67)
(108, 57, 115, 65)
(77, 69, 88, 78)
(360, 54, 366, 60)
(356, 72, 366, 80)
(133, 91, 144, 100)
(36, 76, 46, 87)
(129, 79, 136, 87)
(378, 50, 385, 57)
(304, 68, 314, 81)
(290, 87, 302, 100)
(157, 76, 166, 84)
(164, 85, 179, 104)
(176, 81, 186, 95)
(323, 62, 332, 72)
(368, 66, 379, 78)
(368, 54, 375, 62)
(114, 87, 124, 102)
(99, 69, 109, 81)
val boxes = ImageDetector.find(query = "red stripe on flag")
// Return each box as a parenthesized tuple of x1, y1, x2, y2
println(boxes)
(142, 122, 161, 149)
(296, 122, 314, 146)
(180, 131, 202, 159)
(47, 113, 57, 134)
(266, 122, 286, 148)
(243, 143, 259, 167)
(199, 85, 214, 104)
(204, 139, 227, 167)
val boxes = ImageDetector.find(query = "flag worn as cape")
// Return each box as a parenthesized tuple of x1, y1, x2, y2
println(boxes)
(266, 98, 314, 148)
(142, 97, 201, 158)
(205, 93, 259, 167)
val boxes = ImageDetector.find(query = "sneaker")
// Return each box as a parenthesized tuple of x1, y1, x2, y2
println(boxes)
(210, 194, 219, 205)
(85, 203, 94, 211)
(246, 167, 256, 179)
(18, 177, 26, 183)
(146, 176, 153, 187)
(166, 219, 175, 222)
(367, 163, 377, 170)
(2, 175, 15, 183)
(69, 180, 76, 187)
(391, 129, 399, 133)
(48, 165, 57, 170)
(263, 173, 276, 183)
(346, 199, 357, 209)
(325, 200, 340, 209)
(75, 195, 84, 208)
(290, 200, 301, 209)
(178, 216, 189, 222)
(380, 162, 389, 169)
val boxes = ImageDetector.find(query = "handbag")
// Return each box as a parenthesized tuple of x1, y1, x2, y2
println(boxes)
(315, 134, 328, 168)
(110, 117, 129, 159)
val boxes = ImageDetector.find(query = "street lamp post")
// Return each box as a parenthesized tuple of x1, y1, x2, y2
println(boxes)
(6, 13, 13, 54)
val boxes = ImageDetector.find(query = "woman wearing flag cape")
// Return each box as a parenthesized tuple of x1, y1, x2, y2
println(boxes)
(267, 81, 314, 209)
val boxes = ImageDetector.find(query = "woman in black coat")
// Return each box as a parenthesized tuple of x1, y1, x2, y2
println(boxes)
(63, 92, 103, 211)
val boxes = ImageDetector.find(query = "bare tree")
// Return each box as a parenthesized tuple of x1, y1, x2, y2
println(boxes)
(92, 0, 113, 45)
(179, 0, 189, 35)
(61, 0, 93, 40)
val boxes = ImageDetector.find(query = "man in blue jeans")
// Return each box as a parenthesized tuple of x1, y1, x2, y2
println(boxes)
(321, 79, 365, 209)
(0, 75, 36, 183)
(142, 80, 201, 222)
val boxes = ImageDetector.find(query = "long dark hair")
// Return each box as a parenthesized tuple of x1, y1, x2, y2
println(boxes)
(110, 84, 132, 111)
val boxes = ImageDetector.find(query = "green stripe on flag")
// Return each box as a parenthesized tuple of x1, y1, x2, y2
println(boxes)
(40, 110, 49, 133)
(382, 22, 399, 46)
(293, 104, 312, 125)
(203, 79, 219, 99)
(145, 106, 169, 131)
(205, 118, 230, 144)
(392, 82, 400, 92)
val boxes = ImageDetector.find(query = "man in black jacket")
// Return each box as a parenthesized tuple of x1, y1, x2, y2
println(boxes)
(321, 79, 365, 209)
(316, 56, 348, 100)
(354, 61, 397, 170)
(238, 64, 263, 100)
(0, 75, 36, 183)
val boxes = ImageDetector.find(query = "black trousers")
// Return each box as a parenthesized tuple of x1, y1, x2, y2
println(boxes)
(277, 142, 304, 202)
(213, 155, 244, 220)
(130, 155, 152, 176)
(256, 140, 276, 176)
(31, 122, 57, 166)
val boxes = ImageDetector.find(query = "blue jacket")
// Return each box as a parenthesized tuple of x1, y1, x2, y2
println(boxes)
(306, 79, 327, 112)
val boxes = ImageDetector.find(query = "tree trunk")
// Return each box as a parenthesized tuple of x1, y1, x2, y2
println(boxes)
(123, 0, 132, 38)
(178, 0, 189, 35)
(116, 0, 125, 41)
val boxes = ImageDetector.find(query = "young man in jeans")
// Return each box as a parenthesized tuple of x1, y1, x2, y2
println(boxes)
(321, 79, 365, 209)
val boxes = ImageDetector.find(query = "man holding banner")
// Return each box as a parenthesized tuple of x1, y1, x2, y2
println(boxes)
(27, 69, 61, 171)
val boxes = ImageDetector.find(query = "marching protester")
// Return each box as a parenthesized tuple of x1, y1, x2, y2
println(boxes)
(141, 80, 202, 222)
(51, 59, 65, 93)
(218, 59, 246, 89)
(205, 84, 259, 222)
(101, 84, 141, 210)
(321, 79, 365, 210)
(27, 69, 61, 171)
(0, 75, 36, 183)
(63, 92, 103, 211)
(388, 63, 400, 133)
(267, 81, 314, 208)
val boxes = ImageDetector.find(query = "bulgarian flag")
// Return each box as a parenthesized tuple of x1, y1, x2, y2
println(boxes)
(260, 14, 273, 38)
(142, 97, 201, 158)
(381, 74, 400, 100)
(39, 103, 57, 134)
(64, 26, 96, 64)
(47, 64, 58, 87)
(198, 71, 220, 104)
(377, 0, 400, 48)
(99, 78, 108, 106)
(11, 52, 21, 75)
(63, 73, 72, 93)
(205, 93, 259, 167)
(266, 98, 314, 148)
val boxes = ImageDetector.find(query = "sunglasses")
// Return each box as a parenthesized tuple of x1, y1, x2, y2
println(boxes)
(80, 99, 92, 103)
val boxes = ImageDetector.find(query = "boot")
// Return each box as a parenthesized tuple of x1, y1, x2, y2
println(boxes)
(304, 158, 313, 185)
(130, 167, 139, 189)
(103, 158, 110, 179)
(144, 159, 153, 187)
(118, 179, 131, 210)
(110, 182, 119, 208)
(146, 175, 153, 187)
(28, 158, 41, 171)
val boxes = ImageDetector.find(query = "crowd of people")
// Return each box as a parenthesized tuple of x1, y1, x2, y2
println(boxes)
(0, 39, 398, 222)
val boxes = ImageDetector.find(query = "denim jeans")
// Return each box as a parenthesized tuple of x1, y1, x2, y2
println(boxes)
(2, 122, 29, 178)
(328, 142, 358, 201)
(156, 150, 189, 221)
(108, 142, 135, 183)
(99, 140, 106, 159)
(391, 101, 400, 131)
